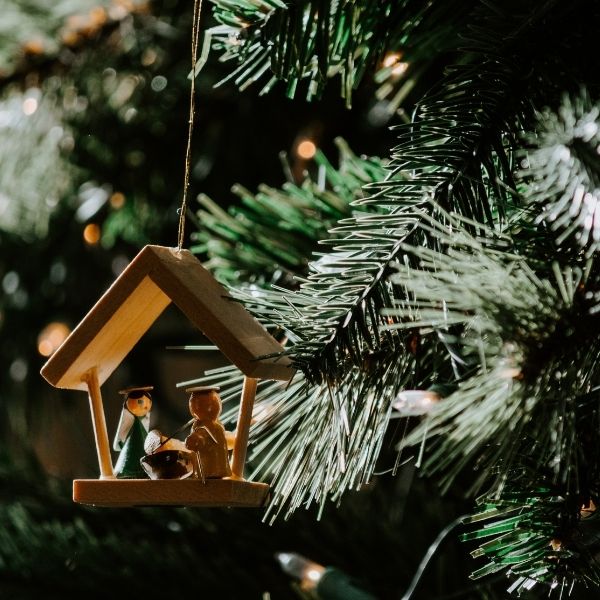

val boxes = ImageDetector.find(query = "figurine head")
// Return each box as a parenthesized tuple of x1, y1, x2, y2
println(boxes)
(186, 386, 222, 421)
(120, 386, 153, 417)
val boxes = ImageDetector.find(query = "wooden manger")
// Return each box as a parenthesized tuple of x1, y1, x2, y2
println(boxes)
(41, 245, 293, 508)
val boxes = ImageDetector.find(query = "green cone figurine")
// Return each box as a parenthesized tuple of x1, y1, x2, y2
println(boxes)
(113, 386, 153, 478)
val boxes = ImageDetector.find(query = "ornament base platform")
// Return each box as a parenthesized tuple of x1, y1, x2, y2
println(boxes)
(73, 478, 270, 508)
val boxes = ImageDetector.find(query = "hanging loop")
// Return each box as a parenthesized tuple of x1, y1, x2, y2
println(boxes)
(177, 0, 203, 250)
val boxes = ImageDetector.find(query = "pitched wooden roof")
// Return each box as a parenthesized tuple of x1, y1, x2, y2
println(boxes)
(41, 245, 293, 391)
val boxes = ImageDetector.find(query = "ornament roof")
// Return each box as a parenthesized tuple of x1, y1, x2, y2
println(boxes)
(41, 245, 292, 391)
(118, 385, 154, 395)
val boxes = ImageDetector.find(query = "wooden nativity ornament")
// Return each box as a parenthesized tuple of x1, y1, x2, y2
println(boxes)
(40, 245, 292, 508)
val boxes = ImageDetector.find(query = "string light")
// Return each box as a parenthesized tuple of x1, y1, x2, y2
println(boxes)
(392, 389, 441, 416)
(275, 552, 377, 598)
(22, 97, 38, 116)
(383, 52, 402, 68)
(141, 48, 158, 66)
(296, 138, 317, 160)
(37, 322, 70, 357)
(392, 61, 409, 77)
(110, 191, 125, 209)
(382, 51, 409, 77)
(274, 553, 326, 592)
(581, 499, 596, 518)
(83, 223, 101, 245)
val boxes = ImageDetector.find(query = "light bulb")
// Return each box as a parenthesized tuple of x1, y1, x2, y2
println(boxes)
(296, 139, 317, 160)
(382, 52, 402, 68)
(392, 390, 440, 416)
(275, 552, 325, 591)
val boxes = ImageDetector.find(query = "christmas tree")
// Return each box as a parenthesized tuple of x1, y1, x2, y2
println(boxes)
(2, 1, 600, 598)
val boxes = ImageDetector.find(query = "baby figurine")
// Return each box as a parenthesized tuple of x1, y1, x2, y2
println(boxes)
(140, 429, 193, 480)
(184, 386, 234, 480)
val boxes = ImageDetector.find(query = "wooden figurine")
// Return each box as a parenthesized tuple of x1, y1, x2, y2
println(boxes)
(113, 385, 153, 478)
(185, 386, 234, 480)
(140, 429, 194, 480)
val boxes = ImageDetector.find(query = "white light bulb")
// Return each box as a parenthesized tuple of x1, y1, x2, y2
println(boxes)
(392, 390, 440, 416)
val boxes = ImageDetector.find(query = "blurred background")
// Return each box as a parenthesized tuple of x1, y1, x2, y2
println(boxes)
(0, 1, 547, 599)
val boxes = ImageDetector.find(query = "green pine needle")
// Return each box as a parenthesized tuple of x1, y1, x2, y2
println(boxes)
(192, 138, 388, 286)
(520, 90, 600, 255)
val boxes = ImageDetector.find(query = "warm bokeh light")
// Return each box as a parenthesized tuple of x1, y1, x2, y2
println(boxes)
(83, 223, 101, 245)
(22, 39, 45, 56)
(22, 97, 38, 115)
(37, 322, 71, 357)
(110, 191, 125, 208)
(392, 61, 409, 76)
(296, 139, 317, 160)
(382, 51, 409, 76)
(382, 52, 402, 68)
(392, 389, 441, 416)
(142, 48, 158, 66)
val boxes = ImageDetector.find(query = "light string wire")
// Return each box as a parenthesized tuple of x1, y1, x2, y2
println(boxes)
(400, 514, 470, 600)
(177, 0, 203, 250)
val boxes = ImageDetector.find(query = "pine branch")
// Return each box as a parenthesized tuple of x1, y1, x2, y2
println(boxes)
(186, 1, 597, 520)
(384, 204, 600, 496)
(520, 90, 600, 255)
(205, 0, 396, 106)
(190, 307, 457, 520)
(191, 138, 388, 286)
(461, 454, 600, 594)
(181, 343, 417, 521)
(240, 1, 567, 386)
(204, 0, 469, 107)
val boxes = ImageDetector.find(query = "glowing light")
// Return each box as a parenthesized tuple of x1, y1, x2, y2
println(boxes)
(83, 223, 101, 245)
(110, 192, 126, 209)
(296, 139, 317, 160)
(392, 61, 409, 76)
(305, 568, 323, 583)
(274, 552, 325, 592)
(151, 75, 168, 92)
(37, 322, 70, 357)
(500, 366, 522, 379)
(392, 389, 441, 416)
(9, 358, 28, 382)
(2, 271, 19, 294)
(382, 52, 409, 76)
(550, 539, 562, 552)
(22, 39, 44, 55)
(581, 499, 596, 518)
(142, 48, 158, 66)
(383, 52, 402, 68)
(22, 97, 38, 115)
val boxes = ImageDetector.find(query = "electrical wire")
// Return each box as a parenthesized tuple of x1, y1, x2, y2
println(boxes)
(400, 514, 470, 600)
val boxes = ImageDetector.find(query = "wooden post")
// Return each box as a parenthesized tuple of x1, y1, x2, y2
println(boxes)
(230, 376, 258, 479)
(83, 367, 115, 479)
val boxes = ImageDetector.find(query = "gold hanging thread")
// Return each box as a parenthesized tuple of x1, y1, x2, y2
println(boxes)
(177, 0, 203, 250)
